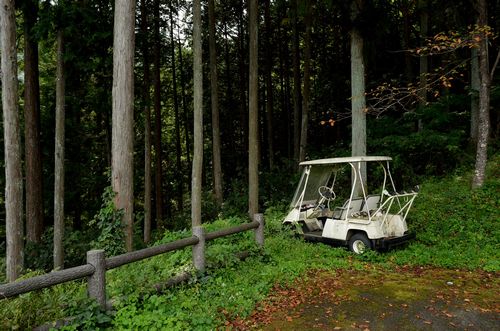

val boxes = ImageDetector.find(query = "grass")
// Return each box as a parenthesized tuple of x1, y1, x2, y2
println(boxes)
(0, 155, 499, 329)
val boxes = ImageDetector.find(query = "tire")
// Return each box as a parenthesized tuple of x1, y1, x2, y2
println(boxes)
(348, 233, 372, 254)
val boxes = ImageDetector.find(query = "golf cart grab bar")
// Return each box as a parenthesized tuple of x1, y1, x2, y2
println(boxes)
(377, 192, 418, 229)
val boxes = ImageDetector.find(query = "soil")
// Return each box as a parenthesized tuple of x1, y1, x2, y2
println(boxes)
(227, 266, 499, 330)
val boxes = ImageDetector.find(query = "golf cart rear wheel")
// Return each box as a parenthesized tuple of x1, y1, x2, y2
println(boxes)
(348, 233, 372, 254)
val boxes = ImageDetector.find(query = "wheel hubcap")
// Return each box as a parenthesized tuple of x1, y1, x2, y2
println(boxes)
(353, 240, 366, 254)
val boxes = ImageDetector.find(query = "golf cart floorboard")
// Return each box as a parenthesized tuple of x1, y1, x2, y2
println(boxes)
(303, 231, 345, 245)
(304, 230, 323, 239)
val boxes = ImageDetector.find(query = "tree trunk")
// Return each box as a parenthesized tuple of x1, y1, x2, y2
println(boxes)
(112, 0, 136, 251)
(299, 0, 313, 163)
(192, 0, 203, 227)
(418, 0, 428, 131)
(401, 3, 413, 82)
(263, 0, 274, 169)
(177, 32, 191, 168)
(153, 0, 163, 225)
(141, 0, 152, 244)
(208, 0, 223, 208)
(238, 0, 248, 157)
(169, 6, 183, 211)
(351, 1, 367, 195)
(292, 0, 301, 164)
(54, 30, 66, 270)
(279, 12, 292, 158)
(1, 0, 24, 282)
(248, 0, 259, 218)
(472, 0, 490, 188)
(224, 23, 235, 146)
(470, 48, 480, 142)
(24, 0, 44, 243)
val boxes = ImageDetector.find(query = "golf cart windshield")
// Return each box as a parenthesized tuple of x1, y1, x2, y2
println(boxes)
(290, 166, 332, 208)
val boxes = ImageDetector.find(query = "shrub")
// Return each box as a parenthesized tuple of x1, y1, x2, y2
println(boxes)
(89, 186, 126, 256)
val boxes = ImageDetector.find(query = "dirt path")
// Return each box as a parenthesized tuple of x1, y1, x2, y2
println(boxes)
(229, 267, 499, 330)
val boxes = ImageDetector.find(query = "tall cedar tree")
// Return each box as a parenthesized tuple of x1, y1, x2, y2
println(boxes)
(264, 0, 274, 169)
(141, 0, 153, 243)
(351, 0, 367, 193)
(248, 0, 259, 218)
(299, 0, 313, 163)
(24, 0, 44, 243)
(54, 30, 66, 269)
(192, 0, 203, 228)
(472, 0, 491, 188)
(112, 0, 136, 251)
(1, 0, 24, 281)
(208, 0, 223, 208)
(153, 0, 164, 224)
(169, 6, 184, 211)
(292, 0, 301, 164)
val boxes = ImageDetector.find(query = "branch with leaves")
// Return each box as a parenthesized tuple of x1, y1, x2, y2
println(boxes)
(318, 25, 498, 126)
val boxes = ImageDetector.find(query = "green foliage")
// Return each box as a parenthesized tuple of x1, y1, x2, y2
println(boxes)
(0, 274, 86, 330)
(59, 298, 113, 331)
(369, 95, 471, 185)
(109, 213, 352, 330)
(24, 227, 93, 272)
(387, 154, 500, 270)
(2, 156, 498, 330)
(89, 186, 126, 256)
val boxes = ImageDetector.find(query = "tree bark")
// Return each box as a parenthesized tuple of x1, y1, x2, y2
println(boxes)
(238, 0, 248, 157)
(248, 0, 259, 218)
(292, 0, 301, 164)
(1, 0, 24, 282)
(169, 7, 183, 211)
(351, 0, 367, 195)
(177, 31, 191, 168)
(208, 0, 223, 208)
(54, 30, 66, 270)
(141, 0, 152, 244)
(192, 0, 203, 227)
(470, 48, 480, 142)
(299, 0, 313, 163)
(24, 0, 44, 243)
(264, 0, 274, 169)
(112, 0, 136, 251)
(472, 0, 490, 188)
(153, 0, 164, 225)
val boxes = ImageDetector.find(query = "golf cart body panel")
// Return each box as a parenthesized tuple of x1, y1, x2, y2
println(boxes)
(284, 156, 418, 253)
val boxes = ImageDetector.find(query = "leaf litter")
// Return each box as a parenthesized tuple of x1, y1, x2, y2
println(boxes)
(225, 266, 499, 330)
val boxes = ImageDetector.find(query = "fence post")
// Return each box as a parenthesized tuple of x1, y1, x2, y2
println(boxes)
(87, 250, 106, 309)
(192, 226, 205, 272)
(254, 213, 264, 247)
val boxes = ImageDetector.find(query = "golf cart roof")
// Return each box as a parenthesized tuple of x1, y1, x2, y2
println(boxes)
(300, 156, 392, 166)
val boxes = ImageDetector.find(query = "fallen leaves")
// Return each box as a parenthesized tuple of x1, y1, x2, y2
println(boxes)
(224, 267, 500, 330)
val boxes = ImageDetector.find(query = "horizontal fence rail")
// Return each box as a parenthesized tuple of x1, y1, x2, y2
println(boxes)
(106, 236, 199, 270)
(205, 220, 259, 241)
(0, 213, 264, 305)
(0, 264, 95, 299)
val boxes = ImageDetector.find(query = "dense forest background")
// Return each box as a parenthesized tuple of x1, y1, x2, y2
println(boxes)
(0, 0, 498, 281)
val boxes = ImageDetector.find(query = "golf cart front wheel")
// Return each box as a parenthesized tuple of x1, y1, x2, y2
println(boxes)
(348, 233, 372, 254)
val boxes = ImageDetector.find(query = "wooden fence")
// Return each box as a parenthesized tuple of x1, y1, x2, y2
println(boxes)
(0, 214, 264, 309)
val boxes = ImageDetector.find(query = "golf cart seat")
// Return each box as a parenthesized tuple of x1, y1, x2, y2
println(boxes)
(361, 195, 381, 214)
(332, 198, 364, 219)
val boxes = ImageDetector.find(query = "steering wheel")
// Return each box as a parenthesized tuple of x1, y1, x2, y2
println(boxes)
(318, 186, 336, 201)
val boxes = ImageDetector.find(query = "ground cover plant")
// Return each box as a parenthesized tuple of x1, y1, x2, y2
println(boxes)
(0, 156, 498, 329)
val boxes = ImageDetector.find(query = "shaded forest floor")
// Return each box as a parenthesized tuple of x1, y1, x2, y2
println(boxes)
(229, 266, 499, 330)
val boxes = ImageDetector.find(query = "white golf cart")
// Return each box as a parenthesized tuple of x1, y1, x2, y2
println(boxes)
(283, 156, 418, 254)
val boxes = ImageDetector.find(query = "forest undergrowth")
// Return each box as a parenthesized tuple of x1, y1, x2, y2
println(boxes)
(0, 154, 498, 330)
